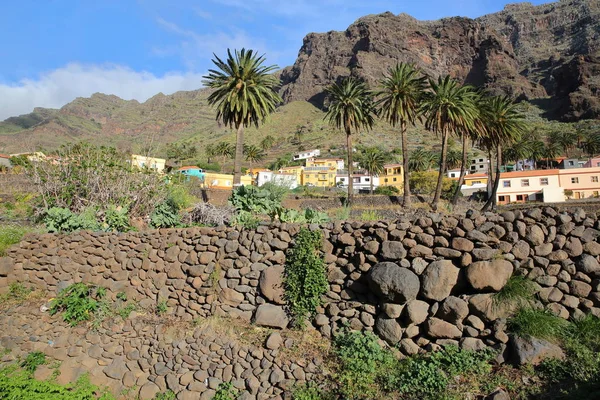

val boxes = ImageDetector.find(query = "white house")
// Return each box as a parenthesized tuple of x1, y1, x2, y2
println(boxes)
(293, 149, 320, 161)
(496, 169, 563, 204)
(336, 171, 380, 192)
(470, 156, 490, 174)
(256, 171, 298, 189)
(447, 168, 462, 178)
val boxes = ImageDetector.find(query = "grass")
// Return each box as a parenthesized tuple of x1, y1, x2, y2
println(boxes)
(493, 275, 536, 308)
(0, 224, 31, 256)
(0, 282, 40, 307)
(507, 308, 568, 342)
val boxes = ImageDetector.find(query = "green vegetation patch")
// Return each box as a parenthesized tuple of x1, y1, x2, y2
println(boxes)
(0, 225, 31, 256)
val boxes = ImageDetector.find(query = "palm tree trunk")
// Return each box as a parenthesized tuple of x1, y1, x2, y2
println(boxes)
(483, 145, 502, 211)
(401, 121, 411, 208)
(233, 125, 244, 186)
(452, 133, 468, 205)
(431, 130, 449, 211)
(346, 129, 354, 206)
(370, 173, 374, 195)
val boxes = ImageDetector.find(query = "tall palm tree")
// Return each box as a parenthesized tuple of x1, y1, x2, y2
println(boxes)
(205, 143, 217, 164)
(203, 48, 282, 185)
(445, 148, 463, 171)
(215, 142, 235, 163)
(358, 147, 388, 194)
(420, 76, 478, 211)
(325, 77, 376, 205)
(582, 131, 600, 158)
(376, 63, 427, 208)
(243, 144, 265, 174)
(542, 141, 563, 168)
(260, 135, 276, 151)
(550, 130, 577, 158)
(481, 95, 526, 211)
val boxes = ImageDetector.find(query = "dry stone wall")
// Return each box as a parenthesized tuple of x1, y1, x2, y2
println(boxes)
(1, 207, 600, 396)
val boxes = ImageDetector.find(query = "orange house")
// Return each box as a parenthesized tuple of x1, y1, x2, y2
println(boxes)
(558, 167, 600, 199)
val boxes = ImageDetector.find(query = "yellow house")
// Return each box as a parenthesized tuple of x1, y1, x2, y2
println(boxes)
(306, 158, 345, 170)
(303, 166, 336, 187)
(203, 173, 252, 189)
(463, 173, 488, 187)
(131, 154, 166, 173)
(380, 163, 404, 191)
(279, 166, 304, 186)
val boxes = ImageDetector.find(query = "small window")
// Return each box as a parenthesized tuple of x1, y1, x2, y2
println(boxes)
(384, 178, 388, 183)
(594, 191, 599, 197)
(516, 194, 526, 201)
(592, 176, 598, 183)
(365, 178, 370, 182)
(571, 177, 579, 184)
(339, 178, 345, 182)
(472, 181, 481, 185)
(503, 180, 511, 188)
(479, 158, 483, 162)
(568, 160, 575, 166)
(498, 196, 506, 202)
(521, 179, 529, 187)
(596, 162, 600, 167)
(393, 178, 397, 182)
(479, 165, 484, 169)
(471, 160, 476, 164)
(540, 178, 549, 185)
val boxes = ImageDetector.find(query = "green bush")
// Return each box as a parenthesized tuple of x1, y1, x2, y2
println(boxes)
(43, 207, 101, 233)
(409, 171, 455, 198)
(507, 308, 568, 341)
(232, 211, 260, 229)
(153, 391, 176, 400)
(0, 364, 115, 399)
(292, 383, 332, 400)
(150, 199, 181, 228)
(229, 185, 282, 221)
(0, 225, 30, 256)
(102, 205, 130, 232)
(195, 161, 221, 172)
(374, 186, 399, 195)
(284, 228, 328, 327)
(212, 382, 237, 400)
(359, 210, 381, 221)
(49, 283, 105, 326)
(333, 329, 397, 399)
(493, 275, 536, 308)
(0, 282, 32, 303)
(20, 352, 46, 373)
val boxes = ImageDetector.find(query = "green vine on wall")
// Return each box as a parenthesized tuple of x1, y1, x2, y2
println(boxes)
(284, 228, 328, 328)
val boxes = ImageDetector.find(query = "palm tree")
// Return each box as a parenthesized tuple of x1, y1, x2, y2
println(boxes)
(325, 77, 376, 205)
(542, 141, 563, 168)
(205, 143, 217, 164)
(260, 135, 276, 151)
(550, 130, 577, 158)
(243, 144, 265, 174)
(215, 142, 235, 163)
(203, 48, 282, 185)
(445, 148, 462, 171)
(582, 131, 600, 158)
(268, 155, 291, 171)
(358, 147, 388, 194)
(420, 76, 478, 211)
(408, 148, 437, 172)
(376, 63, 427, 208)
(481, 95, 526, 211)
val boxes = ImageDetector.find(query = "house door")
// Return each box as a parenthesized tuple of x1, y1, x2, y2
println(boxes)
(575, 192, 581, 199)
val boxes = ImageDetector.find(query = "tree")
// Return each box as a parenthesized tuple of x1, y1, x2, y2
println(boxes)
(243, 144, 266, 173)
(550, 130, 577, 158)
(268, 155, 292, 171)
(166, 142, 198, 166)
(203, 48, 282, 186)
(325, 77, 376, 205)
(481, 96, 526, 211)
(582, 131, 600, 157)
(358, 147, 389, 194)
(408, 148, 437, 172)
(260, 135, 276, 151)
(420, 76, 478, 210)
(376, 63, 427, 208)
(445, 148, 462, 171)
(205, 143, 217, 164)
(542, 141, 563, 168)
(214, 141, 235, 163)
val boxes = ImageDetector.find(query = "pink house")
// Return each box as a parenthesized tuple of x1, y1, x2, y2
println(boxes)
(558, 166, 600, 199)
(583, 157, 600, 168)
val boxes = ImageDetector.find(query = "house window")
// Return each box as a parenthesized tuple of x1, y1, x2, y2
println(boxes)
(393, 178, 397, 182)
(365, 178, 370, 182)
(479, 159, 483, 162)
(503, 180, 511, 188)
(540, 178, 549, 185)
(339, 178, 345, 182)
(479, 165, 484, 169)
(594, 191, 599, 197)
(592, 176, 599, 183)
(568, 160, 575, 166)
(596, 162, 600, 167)
(384, 178, 388, 183)
(521, 179, 530, 187)
(516, 194, 526, 201)
(571, 177, 579, 184)
(498, 195, 506, 202)
(472, 181, 482, 185)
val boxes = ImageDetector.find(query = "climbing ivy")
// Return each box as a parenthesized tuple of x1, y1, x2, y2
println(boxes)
(284, 228, 328, 328)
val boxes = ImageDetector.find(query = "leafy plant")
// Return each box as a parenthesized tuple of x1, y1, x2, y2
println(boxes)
(102, 205, 130, 232)
(43, 207, 101, 233)
(229, 184, 282, 221)
(493, 275, 536, 308)
(359, 209, 381, 221)
(213, 382, 237, 400)
(20, 352, 46, 373)
(49, 283, 105, 326)
(284, 228, 328, 328)
(507, 308, 568, 341)
(0, 282, 32, 303)
(150, 199, 181, 228)
(153, 390, 176, 400)
(292, 383, 332, 400)
(156, 300, 168, 315)
(232, 211, 260, 229)
(374, 185, 399, 195)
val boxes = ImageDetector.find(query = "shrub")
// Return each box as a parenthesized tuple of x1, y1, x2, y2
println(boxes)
(184, 203, 234, 226)
(102, 205, 130, 232)
(507, 308, 568, 341)
(292, 383, 332, 400)
(20, 352, 46, 373)
(229, 185, 282, 221)
(213, 382, 237, 400)
(195, 161, 221, 172)
(49, 283, 105, 326)
(153, 391, 176, 400)
(374, 186, 399, 195)
(150, 199, 181, 228)
(332, 207, 350, 221)
(232, 211, 260, 229)
(43, 207, 101, 233)
(279, 208, 330, 224)
(0, 283, 32, 303)
(409, 171, 455, 198)
(359, 210, 381, 221)
(493, 275, 536, 308)
(284, 228, 328, 327)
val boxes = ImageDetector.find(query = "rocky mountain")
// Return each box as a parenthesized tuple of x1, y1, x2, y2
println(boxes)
(280, 0, 600, 121)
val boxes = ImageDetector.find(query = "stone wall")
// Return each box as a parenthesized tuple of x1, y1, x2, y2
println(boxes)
(1, 207, 600, 397)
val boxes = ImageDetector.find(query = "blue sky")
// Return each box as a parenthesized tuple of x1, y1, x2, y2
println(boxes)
(0, 0, 551, 119)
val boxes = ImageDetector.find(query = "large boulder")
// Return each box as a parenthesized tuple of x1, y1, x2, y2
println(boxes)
(420, 260, 460, 301)
(259, 265, 286, 304)
(526, 225, 545, 246)
(0, 257, 14, 277)
(469, 293, 515, 322)
(509, 336, 565, 366)
(375, 316, 404, 345)
(576, 254, 600, 276)
(368, 262, 420, 303)
(254, 304, 289, 329)
(381, 241, 407, 260)
(466, 259, 513, 291)
(438, 296, 469, 323)
(404, 300, 430, 325)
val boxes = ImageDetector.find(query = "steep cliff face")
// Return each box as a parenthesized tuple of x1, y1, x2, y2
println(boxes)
(280, 0, 599, 121)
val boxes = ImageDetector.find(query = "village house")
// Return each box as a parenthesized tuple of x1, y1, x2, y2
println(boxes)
(130, 154, 166, 173)
(0, 154, 11, 170)
(558, 166, 600, 199)
(379, 163, 404, 191)
(292, 149, 320, 161)
(559, 158, 587, 169)
(204, 173, 252, 189)
(335, 171, 379, 192)
(470, 156, 490, 174)
(459, 173, 488, 197)
(306, 157, 344, 170)
(303, 166, 336, 187)
(256, 171, 298, 189)
(583, 157, 600, 168)
(496, 169, 563, 205)
(278, 166, 304, 186)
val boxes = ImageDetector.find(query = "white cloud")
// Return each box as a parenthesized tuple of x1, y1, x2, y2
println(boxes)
(0, 63, 206, 120)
